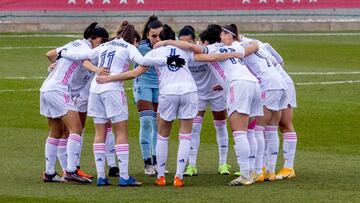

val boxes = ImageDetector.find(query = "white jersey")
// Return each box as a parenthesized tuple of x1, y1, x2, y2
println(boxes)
(274, 64, 293, 84)
(262, 43, 294, 84)
(205, 42, 258, 84)
(69, 66, 94, 98)
(40, 39, 92, 93)
(188, 61, 223, 100)
(61, 38, 168, 94)
(146, 45, 197, 95)
(236, 38, 287, 91)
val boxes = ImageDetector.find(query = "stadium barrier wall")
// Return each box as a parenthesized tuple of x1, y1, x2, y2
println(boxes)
(1, 0, 360, 32)
(1, 19, 360, 33)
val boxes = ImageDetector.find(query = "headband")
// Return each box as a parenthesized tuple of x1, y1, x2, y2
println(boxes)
(221, 27, 236, 37)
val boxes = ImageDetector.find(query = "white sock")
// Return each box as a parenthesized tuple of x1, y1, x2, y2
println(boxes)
(247, 129, 257, 173)
(176, 133, 191, 179)
(265, 126, 280, 173)
(76, 130, 84, 167)
(254, 125, 265, 174)
(156, 134, 169, 178)
(214, 119, 229, 165)
(93, 143, 106, 179)
(57, 138, 68, 172)
(66, 133, 81, 172)
(105, 127, 116, 168)
(115, 144, 129, 180)
(45, 137, 59, 175)
(188, 116, 202, 167)
(233, 131, 250, 179)
(283, 132, 297, 168)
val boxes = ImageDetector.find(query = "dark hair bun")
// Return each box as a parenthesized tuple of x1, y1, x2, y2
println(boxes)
(159, 24, 175, 41)
(83, 22, 98, 39)
(148, 15, 158, 22)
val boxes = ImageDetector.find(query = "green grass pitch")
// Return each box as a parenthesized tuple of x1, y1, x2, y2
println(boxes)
(0, 33, 360, 202)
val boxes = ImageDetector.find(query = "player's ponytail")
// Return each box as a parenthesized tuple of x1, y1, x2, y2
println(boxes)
(222, 24, 239, 41)
(142, 14, 163, 40)
(114, 20, 129, 37)
(83, 22, 98, 39)
(159, 24, 175, 41)
(117, 21, 136, 45)
(83, 22, 109, 41)
(134, 30, 141, 44)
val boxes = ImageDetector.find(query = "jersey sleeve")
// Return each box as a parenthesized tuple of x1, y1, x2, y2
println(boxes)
(61, 45, 100, 61)
(263, 43, 284, 64)
(55, 41, 73, 54)
(258, 47, 279, 66)
(129, 45, 167, 66)
(205, 44, 219, 54)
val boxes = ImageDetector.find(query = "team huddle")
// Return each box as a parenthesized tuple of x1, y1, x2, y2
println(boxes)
(41, 15, 298, 187)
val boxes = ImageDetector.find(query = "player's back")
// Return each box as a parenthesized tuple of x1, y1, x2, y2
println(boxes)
(188, 61, 220, 99)
(236, 39, 287, 90)
(40, 39, 91, 93)
(207, 42, 258, 84)
(148, 45, 197, 95)
(90, 38, 132, 93)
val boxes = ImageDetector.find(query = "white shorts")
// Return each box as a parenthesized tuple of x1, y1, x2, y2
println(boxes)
(158, 92, 198, 121)
(73, 90, 89, 113)
(198, 94, 226, 112)
(88, 90, 128, 124)
(40, 91, 77, 118)
(262, 89, 288, 111)
(286, 83, 297, 108)
(227, 80, 263, 117)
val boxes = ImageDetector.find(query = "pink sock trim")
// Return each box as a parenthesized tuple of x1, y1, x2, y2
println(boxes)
(93, 143, 106, 153)
(214, 119, 226, 126)
(265, 125, 278, 132)
(68, 134, 81, 143)
(58, 139, 67, 147)
(47, 137, 59, 145)
(193, 116, 203, 124)
(115, 144, 129, 153)
(283, 132, 297, 140)
(179, 133, 192, 140)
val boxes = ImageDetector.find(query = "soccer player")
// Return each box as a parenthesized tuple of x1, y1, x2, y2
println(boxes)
(177, 25, 231, 176)
(134, 15, 163, 176)
(222, 24, 288, 181)
(199, 24, 262, 186)
(59, 22, 185, 186)
(262, 43, 298, 180)
(41, 22, 109, 183)
(96, 24, 244, 187)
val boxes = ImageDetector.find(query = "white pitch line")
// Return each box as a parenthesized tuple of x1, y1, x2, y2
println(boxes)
(1, 71, 360, 80)
(0, 76, 45, 79)
(0, 88, 38, 92)
(245, 33, 360, 36)
(289, 71, 360, 75)
(0, 46, 55, 50)
(0, 87, 134, 93)
(296, 80, 360, 85)
(1, 81, 359, 93)
(0, 33, 360, 38)
(0, 34, 81, 38)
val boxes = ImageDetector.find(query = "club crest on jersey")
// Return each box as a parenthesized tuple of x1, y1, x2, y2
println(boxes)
(167, 48, 180, 72)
